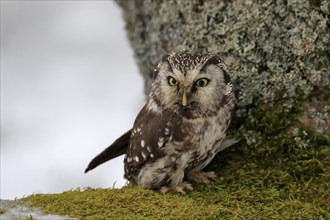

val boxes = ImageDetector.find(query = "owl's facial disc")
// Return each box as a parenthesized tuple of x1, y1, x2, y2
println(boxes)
(166, 74, 211, 109)
(147, 53, 232, 118)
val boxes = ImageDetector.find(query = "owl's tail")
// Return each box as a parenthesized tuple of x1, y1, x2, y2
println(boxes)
(217, 136, 240, 153)
(84, 129, 132, 173)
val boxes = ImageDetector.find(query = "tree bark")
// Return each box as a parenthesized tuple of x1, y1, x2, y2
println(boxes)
(117, 0, 329, 145)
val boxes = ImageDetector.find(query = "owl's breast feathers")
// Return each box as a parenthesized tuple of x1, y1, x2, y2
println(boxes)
(123, 103, 232, 181)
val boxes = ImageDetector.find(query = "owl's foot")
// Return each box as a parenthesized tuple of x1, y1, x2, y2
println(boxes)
(174, 182, 193, 194)
(159, 182, 193, 195)
(186, 171, 217, 184)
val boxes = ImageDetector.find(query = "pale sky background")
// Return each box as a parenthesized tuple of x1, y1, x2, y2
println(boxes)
(1, 1, 144, 200)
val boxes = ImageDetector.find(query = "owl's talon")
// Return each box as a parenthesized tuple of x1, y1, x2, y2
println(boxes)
(159, 186, 171, 194)
(174, 182, 193, 194)
(159, 182, 193, 194)
(187, 171, 218, 184)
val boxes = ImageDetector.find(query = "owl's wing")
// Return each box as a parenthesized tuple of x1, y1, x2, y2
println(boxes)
(124, 106, 183, 175)
(84, 129, 132, 173)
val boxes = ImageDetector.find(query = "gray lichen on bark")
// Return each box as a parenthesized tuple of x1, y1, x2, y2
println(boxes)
(117, 0, 329, 146)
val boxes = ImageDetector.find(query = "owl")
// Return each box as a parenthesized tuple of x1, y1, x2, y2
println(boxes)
(85, 52, 236, 194)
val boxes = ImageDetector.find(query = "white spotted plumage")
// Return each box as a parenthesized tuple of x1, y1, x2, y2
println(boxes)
(158, 137, 164, 148)
(85, 52, 236, 193)
(123, 52, 236, 191)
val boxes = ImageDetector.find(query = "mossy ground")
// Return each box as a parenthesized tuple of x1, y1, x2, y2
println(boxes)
(20, 123, 329, 219)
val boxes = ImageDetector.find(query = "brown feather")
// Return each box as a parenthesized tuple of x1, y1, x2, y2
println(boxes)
(84, 129, 132, 173)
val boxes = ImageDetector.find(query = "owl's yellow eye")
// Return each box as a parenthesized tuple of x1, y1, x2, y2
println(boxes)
(196, 78, 209, 87)
(167, 76, 178, 86)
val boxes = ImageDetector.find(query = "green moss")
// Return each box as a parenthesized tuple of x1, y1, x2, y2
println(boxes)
(21, 118, 329, 219)
(20, 113, 329, 219)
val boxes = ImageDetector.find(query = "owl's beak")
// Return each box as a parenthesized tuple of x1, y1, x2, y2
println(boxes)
(182, 90, 187, 107)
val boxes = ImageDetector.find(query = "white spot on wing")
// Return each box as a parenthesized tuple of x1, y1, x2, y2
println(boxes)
(141, 140, 145, 148)
(150, 154, 154, 158)
(127, 157, 132, 163)
(141, 151, 147, 159)
(134, 156, 139, 163)
(131, 129, 137, 137)
(158, 137, 164, 148)
(147, 146, 152, 152)
(164, 127, 170, 135)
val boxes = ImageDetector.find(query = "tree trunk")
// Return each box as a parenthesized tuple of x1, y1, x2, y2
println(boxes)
(117, 0, 329, 143)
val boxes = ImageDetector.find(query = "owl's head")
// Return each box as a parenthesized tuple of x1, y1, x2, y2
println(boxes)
(148, 52, 234, 116)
